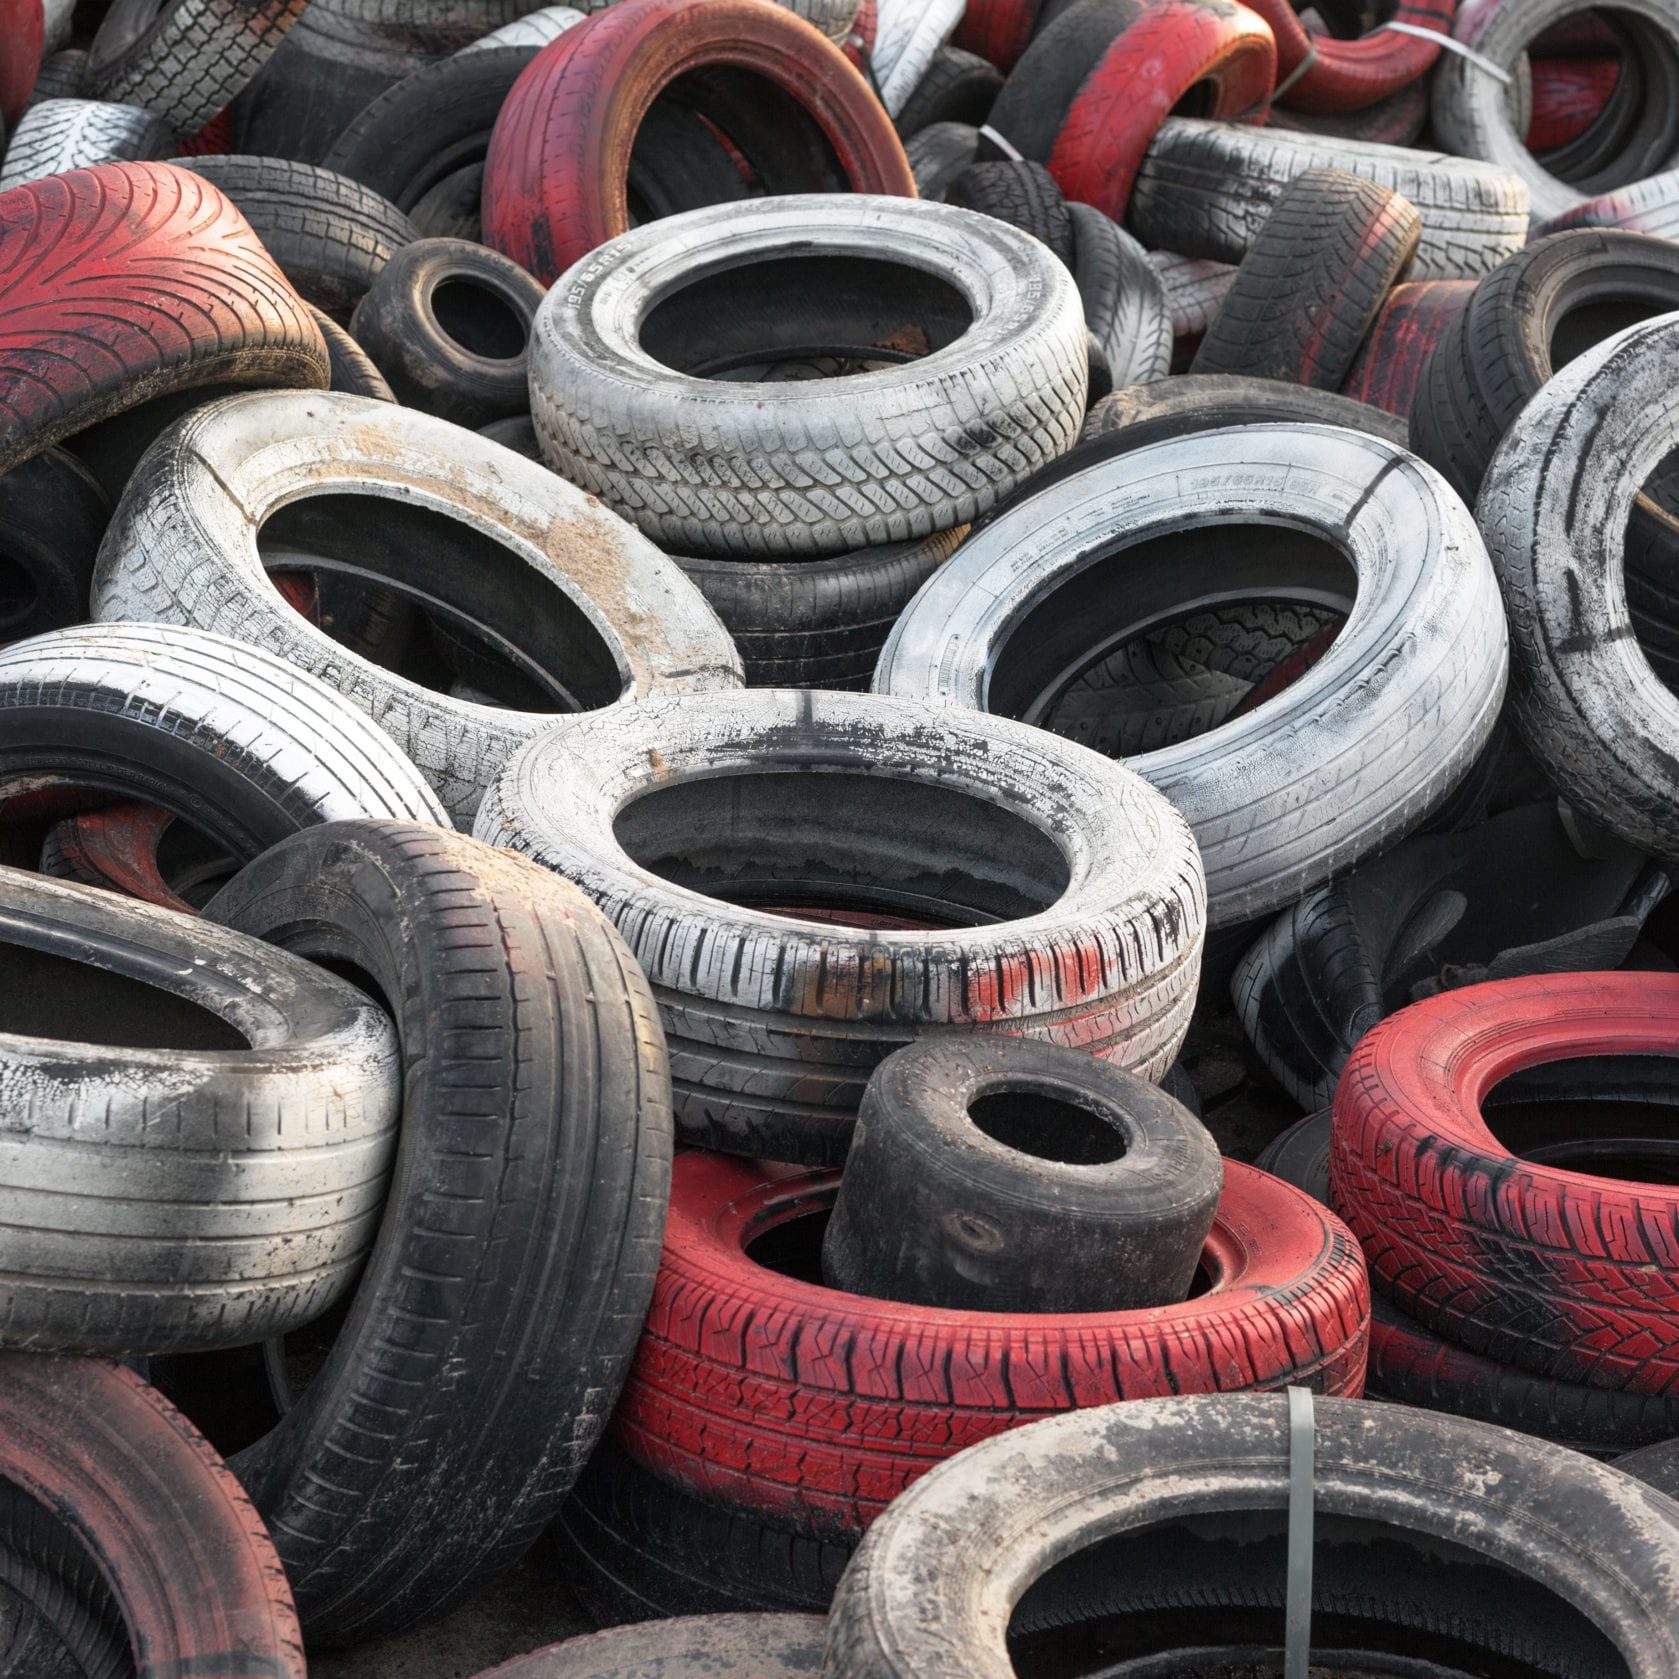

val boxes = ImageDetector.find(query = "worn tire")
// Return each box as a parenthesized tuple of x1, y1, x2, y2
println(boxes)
(476, 686, 1203, 1161)
(902, 118, 979, 197)
(1341, 278, 1475, 416)
(308, 303, 396, 399)
(0, 448, 109, 647)
(1067, 204, 1171, 387)
(474, 1615, 828, 1678)
(26, 50, 89, 108)
(463, 6, 587, 49)
(1244, 0, 1454, 115)
(1132, 117, 1530, 281)
(892, 46, 1000, 136)
(197, 820, 674, 1644)
(876, 424, 1505, 925)
(92, 390, 742, 825)
(530, 194, 1087, 556)
(1146, 248, 1235, 343)
(871, 0, 963, 115)
(0, 99, 172, 189)
(1533, 166, 1679, 237)
(1080, 369, 1408, 447)
(945, 158, 1073, 265)
(38, 801, 237, 913)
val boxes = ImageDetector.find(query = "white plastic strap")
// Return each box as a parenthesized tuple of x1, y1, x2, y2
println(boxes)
(1270, 38, 1320, 102)
(978, 123, 1025, 161)
(1284, 1386, 1316, 1679)
(1377, 20, 1513, 83)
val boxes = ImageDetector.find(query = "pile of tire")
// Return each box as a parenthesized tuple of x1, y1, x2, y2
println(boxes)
(6, 0, 1679, 1673)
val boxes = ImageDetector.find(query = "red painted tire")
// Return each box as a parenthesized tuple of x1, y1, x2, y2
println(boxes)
(0, 0, 42, 128)
(40, 801, 234, 914)
(1340, 277, 1474, 417)
(1245, 0, 1454, 115)
(1039, 0, 1273, 223)
(483, 0, 915, 285)
(1527, 57, 1620, 153)
(0, 162, 327, 477)
(0, 1355, 304, 1678)
(1332, 972, 1679, 1396)
(614, 1152, 1370, 1539)
(953, 0, 1042, 73)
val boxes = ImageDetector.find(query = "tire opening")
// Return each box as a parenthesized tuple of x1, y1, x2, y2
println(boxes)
(0, 554, 37, 635)
(639, 254, 973, 380)
(613, 769, 1071, 926)
(429, 274, 529, 361)
(969, 1087, 1128, 1164)
(981, 523, 1357, 753)
(0, 938, 249, 1051)
(1550, 294, 1674, 369)
(259, 494, 624, 712)
(1007, 1510, 1629, 1679)
(1170, 77, 1217, 118)
(1482, 1053, 1679, 1183)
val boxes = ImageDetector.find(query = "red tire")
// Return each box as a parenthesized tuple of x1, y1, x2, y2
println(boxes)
(1332, 972, 1679, 1396)
(0, 1355, 304, 1678)
(614, 1152, 1370, 1539)
(1527, 57, 1620, 153)
(1245, 0, 1455, 115)
(39, 801, 235, 914)
(1340, 278, 1473, 417)
(953, 0, 1042, 73)
(483, 0, 915, 285)
(0, 0, 42, 129)
(1042, 0, 1274, 222)
(0, 162, 326, 477)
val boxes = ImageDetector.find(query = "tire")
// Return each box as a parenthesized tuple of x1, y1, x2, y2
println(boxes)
(0, 1358, 304, 1678)
(1528, 55, 1620, 153)
(1243, 0, 1453, 115)
(91, 390, 742, 825)
(552, 1440, 850, 1624)
(892, 46, 1000, 136)
(1432, 0, 1679, 225)
(1333, 970, 1679, 1394)
(1145, 248, 1235, 342)
(196, 820, 674, 1643)
(871, 0, 964, 116)
(85, 0, 307, 131)
(1066, 204, 1172, 388)
(1080, 369, 1408, 448)
(323, 45, 538, 214)
(348, 237, 545, 425)
(472, 687, 1205, 1163)
(528, 195, 1087, 557)
(1232, 799, 1668, 1111)
(1340, 277, 1474, 417)
(27, 51, 89, 107)
(175, 156, 416, 324)
(945, 159, 1074, 265)
(0, 868, 399, 1355)
(308, 303, 396, 399)
(0, 0, 41, 130)
(472, 1614, 828, 1679)
(875, 424, 1505, 926)
(824, 1393, 1679, 1678)
(673, 529, 961, 690)
(408, 163, 486, 239)
(1131, 117, 1531, 281)
(1191, 167, 1422, 388)
(986, 0, 1275, 223)
(821, 1036, 1222, 1312)
(0, 99, 172, 189)
(482, 0, 915, 285)
(1476, 313, 1679, 856)
(902, 118, 979, 197)
(0, 449, 110, 648)
(1533, 166, 1679, 237)
(1266, 73, 1430, 147)
(38, 801, 237, 913)
(951, 0, 1042, 74)
(613, 1152, 1369, 1540)
(0, 162, 328, 480)
(462, 6, 587, 49)
(1617, 1438, 1679, 1498)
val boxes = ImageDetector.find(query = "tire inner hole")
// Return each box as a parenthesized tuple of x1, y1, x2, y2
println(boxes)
(259, 495, 623, 713)
(968, 1087, 1128, 1164)
(0, 553, 37, 633)
(429, 275, 528, 361)
(1483, 1053, 1679, 1182)
(613, 769, 1071, 926)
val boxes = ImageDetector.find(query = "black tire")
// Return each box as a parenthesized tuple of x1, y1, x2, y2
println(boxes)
(194, 820, 674, 1644)
(349, 236, 545, 427)
(0, 1483, 127, 1679)
(307, 303, 396, 400)
(1267, 75, 1429, 147)
(480, 1613, 828, 1678)
(674, 531, 961, 690)
(0, 448, 110, 648)
(892, 45, 1001, 137)
(26, 51, 89, 107)
(902, 119, 980, 198)
(322, 45, 536, 212)
(1191, 166, 1421, 390)
(176, 156, 417, 324)
(1066, 203, 1172, 388)
(820, 1036, 1221, 1312)
(552, 1440, 850, 1625)
(408, 161, 484, 240)
(945, 158, 1075, 266)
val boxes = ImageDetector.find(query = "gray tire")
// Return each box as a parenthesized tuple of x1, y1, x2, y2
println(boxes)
(1068, 204, 1172, 386)
(875, 424, 1508, 925)
(0, 99, 171, 189)
(1479, 314, 1679, 859)
(904, 120, 980, 199)
(0, 868, 398, 1356)
(461, 6, 586, 49)
(824, 1394, 1679, 1678)
(0, 621, 447, 854)
(474, 1616, 828, 1678)
(1533, 168, 1679, 238)
(26, 50, 87, 106)
(473, 687, 1205, 1164)
(530, 194, 1088, 557)
(86, 0, 308, 132)
(90, 391, 742, 826)
(872, 0, 964, 114)
(1145, 249, 1235, 342)
(1132, 117, 1530, 281)
(1433, 0, 1679, 227)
